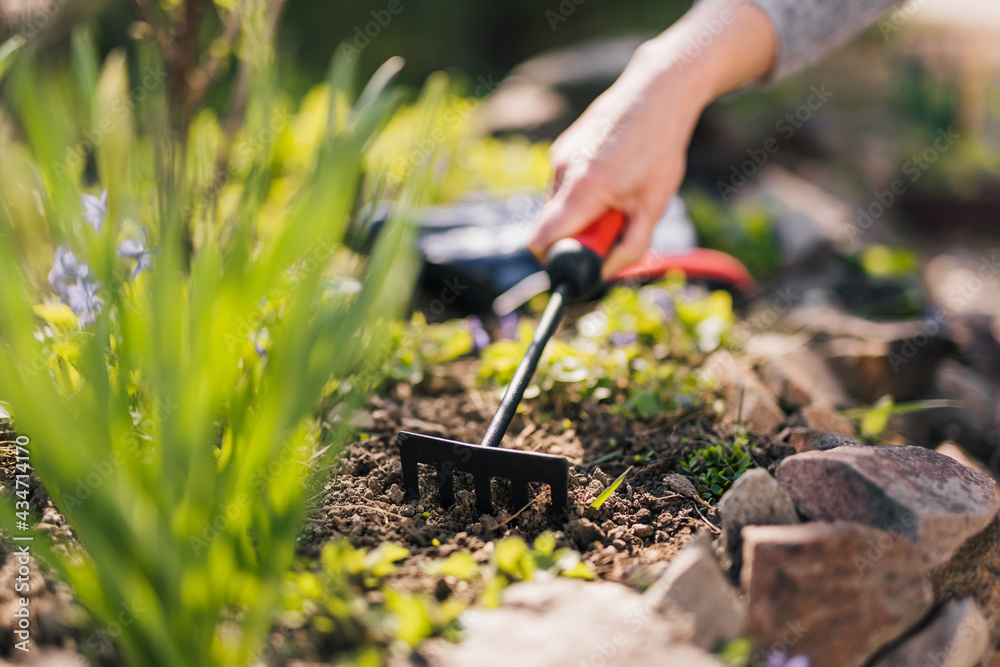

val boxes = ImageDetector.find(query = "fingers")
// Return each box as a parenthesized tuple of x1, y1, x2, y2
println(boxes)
(527, 176, 607, 263)
(600, 205, 657, 281)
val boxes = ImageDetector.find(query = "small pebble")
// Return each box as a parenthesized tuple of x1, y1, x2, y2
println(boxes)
(386, 483, 405, 505)
(633, 523, 655, 538)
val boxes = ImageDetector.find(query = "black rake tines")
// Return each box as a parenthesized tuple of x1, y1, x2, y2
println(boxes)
(394, 215, 623, 516)
(398, 431, 569, 515)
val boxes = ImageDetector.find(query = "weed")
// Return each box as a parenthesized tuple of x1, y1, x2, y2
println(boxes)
(680, 426, 754, 501)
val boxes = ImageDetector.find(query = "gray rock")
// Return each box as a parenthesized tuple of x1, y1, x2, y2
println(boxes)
(431, 578, 727, 667)
(776, 445, 999, 567)
(780, 307, 954, 402)
(646, 535, 746, 651)
(798, 402, 855, 436)
(753, 336, 851, 409)
(782, 427, 867, 453)
(743, 522, 933, 667)
(871, 599, 989, 667)
(663, 473, 699, 499)
(701, 350, 786, 435)
(718, 469, 800, 576)
(931, 515, 1000, 664)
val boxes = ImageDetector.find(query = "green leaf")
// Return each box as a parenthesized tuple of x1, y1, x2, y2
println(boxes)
(384, 589, 433, 646)
(432, 552, 479, 581)
(589, 466, 632, 510)
(365, 543, 410, 577)
(631, 391, 663, 420)
(533, 531, 556, 558)
(716, 637, 752, 666)
(0, 35, 25, 83)
(860, 395, 894, 439)
(494, 537, 536, 580)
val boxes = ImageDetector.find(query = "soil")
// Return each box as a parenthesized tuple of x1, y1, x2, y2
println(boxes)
(0, 357, 795, 665)
(306, 359, 792, 588)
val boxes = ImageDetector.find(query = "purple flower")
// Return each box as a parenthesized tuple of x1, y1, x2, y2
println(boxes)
(48, 245, 81, 299)
(82, 190, 108, 233)
(499, 312, 520, 340)
(65, 270, 103, 327)
(766, 650, 811, 667)
(609, 331, 638, 346)
(643, 286, 675, 320)
(467, 316, 490, 351)
(118, 231, 155, 279)
(49, 246, 103, 326)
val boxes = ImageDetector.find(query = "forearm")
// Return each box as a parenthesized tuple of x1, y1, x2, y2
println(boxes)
(628, 0, 779, 114)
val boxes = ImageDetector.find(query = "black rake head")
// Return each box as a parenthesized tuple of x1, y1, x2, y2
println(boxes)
(397, 430, 569, 515)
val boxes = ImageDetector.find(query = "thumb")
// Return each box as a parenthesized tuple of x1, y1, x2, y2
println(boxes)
(527, 179, 608, 263)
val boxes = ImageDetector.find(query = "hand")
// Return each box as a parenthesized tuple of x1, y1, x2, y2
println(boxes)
(527, 0, 778, 281)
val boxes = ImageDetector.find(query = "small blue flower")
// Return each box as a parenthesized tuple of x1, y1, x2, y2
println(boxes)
(64, 267, 104, 327)
(766, 650, 811, 667)
(48, 245, 81, 299)
(609, 331, 638, 346)
(117, 228, 155, 278)
(499, 312, 520, 340)
(82, 190, 108, 233)
(466, 316, 490, 351)
(50, 246, 103, 326)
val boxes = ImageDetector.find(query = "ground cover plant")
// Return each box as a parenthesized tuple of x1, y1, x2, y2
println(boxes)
(0, 16, 455, 665)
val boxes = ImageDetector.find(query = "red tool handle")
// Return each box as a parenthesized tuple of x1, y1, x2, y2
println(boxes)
(614, 248, 757, 294)
(573, 210, 626, 258)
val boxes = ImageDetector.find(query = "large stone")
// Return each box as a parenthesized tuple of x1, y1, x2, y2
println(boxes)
(781, 307, 954, 402)
(702, 350, 785, 434)
(932, 515, 1000, 664)
(798, 401, 855, 436)
(776, 445, 999, 567)
(718, 469, 800, 576)
(924, 252, 1000, 324)
(753, 336, 851, 409)
(936, 442, 1000, 504)
(742, 522, 933, 667)
(430, 578, 727, 667)
(871, 599, 989, 667)
(782, 428, 866, 454)
(647, 535, 746, 651)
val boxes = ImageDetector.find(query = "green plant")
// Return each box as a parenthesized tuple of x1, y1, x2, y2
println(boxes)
(684, 187, 782, 277)
(680, 427, 754, 501)
(589, 466, 632, 511)
(841, 395, 959, 442)
(0, 30, 444, 667)
(280, 534, 593, 663)
(476, 280, 723, 420)
(281, 540, 465, 661)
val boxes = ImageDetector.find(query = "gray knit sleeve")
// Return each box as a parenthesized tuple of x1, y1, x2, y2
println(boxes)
(746, 0, 904, 80)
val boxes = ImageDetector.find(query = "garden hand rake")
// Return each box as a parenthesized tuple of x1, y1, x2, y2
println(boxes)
(398, 210, 626, 515)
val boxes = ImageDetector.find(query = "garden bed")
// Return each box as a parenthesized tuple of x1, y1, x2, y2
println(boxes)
(308, 360, 792, 585)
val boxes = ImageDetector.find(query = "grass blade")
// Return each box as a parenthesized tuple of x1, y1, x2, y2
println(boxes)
(589, 466, 633, 510)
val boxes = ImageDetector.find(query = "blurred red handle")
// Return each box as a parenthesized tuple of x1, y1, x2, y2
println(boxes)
(572, 210, 625, 258)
